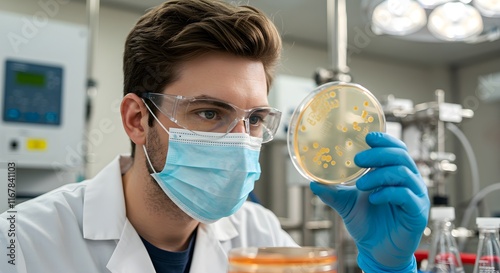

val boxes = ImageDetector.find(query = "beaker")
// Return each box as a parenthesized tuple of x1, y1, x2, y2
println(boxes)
(473, 217, 500, 273)
(424, 207, 464, 273)
(228, 247, 337, 273)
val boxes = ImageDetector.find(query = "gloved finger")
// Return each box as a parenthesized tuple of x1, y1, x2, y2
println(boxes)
(369, 186, 430, 217)
(357, 165, 427, 196)
(354, 147, 419, 174)
(310, 182, 357, 217)
(365, 132, 407, 150)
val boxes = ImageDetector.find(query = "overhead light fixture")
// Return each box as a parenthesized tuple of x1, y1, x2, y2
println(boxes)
(365, 0, 500, 42)
(474, 0, 500, 17)
(372, 0, 427, 35)
(428, 2, 483, 41)
(417, 0, 452, 9)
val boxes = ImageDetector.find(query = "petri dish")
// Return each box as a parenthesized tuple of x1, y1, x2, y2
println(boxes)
(228, 247, 337, 273)
(287, 81, 386, 185)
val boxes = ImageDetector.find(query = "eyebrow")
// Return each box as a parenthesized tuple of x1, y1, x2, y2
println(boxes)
(188, 98, 233, 110)
(193, 94, 221, 100)
(193, 94, 271, 108)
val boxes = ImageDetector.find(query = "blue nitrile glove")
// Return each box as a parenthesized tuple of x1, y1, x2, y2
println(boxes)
(310, 132, 430, 273)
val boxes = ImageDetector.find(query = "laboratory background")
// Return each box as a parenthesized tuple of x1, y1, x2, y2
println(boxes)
(1, 0, 500, 272)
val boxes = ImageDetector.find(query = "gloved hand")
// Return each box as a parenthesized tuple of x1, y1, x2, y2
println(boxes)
(310, 132, 430, 273)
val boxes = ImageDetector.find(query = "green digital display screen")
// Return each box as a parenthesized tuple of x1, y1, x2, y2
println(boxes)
(15, 71, 45, 87)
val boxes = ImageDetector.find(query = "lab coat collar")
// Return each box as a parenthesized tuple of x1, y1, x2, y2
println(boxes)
(83, 155, 130, 240)
(210, 216, 239, 241)
(190, 219, 238, 272)
(106, 219, 156, 273)
(106, 218, 240, 273)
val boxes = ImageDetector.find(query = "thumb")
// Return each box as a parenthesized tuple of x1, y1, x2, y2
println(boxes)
(310, 182, 357, 217)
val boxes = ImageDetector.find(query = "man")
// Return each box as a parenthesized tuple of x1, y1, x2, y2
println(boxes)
(0, 0, 429, 272)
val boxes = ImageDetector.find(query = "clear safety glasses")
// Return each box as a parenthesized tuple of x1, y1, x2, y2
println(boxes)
(142, 92, 282, 143)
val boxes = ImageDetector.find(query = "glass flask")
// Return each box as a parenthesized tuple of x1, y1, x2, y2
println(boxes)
(287, 81, 386, 185)
(473, 217, 500, 273)
(424, 207, 465, 273)
(228, 247, 337, 273)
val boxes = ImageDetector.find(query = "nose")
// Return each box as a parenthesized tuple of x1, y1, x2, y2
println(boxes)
(229, 119, 248, 134)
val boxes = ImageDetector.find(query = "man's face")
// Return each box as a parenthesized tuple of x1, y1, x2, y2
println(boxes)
(146, 52, 269, 171)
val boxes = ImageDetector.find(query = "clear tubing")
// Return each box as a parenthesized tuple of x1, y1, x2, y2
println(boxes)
(462, 183, 500, 230)
(445, 123, 479, 219)
(445, 123, 480, 228)
(459, 183, 500, 250)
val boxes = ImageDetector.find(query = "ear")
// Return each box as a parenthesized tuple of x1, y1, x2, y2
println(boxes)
(121, 93, 149, 147)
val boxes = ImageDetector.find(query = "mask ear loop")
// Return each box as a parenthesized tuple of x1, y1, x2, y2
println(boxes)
(141, 98, 171, 174)
(142, 145, 157, 174)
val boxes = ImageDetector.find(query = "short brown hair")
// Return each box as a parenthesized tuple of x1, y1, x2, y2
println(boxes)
(123, 0, 282, 157)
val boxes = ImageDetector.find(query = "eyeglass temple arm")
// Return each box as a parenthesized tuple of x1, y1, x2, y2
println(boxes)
(145, 93, 182, 124)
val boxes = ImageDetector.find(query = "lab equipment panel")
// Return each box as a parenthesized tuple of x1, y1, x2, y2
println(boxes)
(3, 60, 63, 125)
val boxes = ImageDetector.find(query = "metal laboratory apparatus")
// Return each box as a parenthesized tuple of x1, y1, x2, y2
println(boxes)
(0, 11, 88, 212)
(381, 91, 474, 206)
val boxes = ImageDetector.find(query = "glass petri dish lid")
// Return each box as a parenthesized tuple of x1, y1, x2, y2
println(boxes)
(287, 81, 386, 185)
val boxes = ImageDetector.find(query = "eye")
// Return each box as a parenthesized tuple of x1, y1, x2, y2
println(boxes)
(248, 115, 261, 125)
(249, 110, 270, 126)
(197, 110, 219, 120)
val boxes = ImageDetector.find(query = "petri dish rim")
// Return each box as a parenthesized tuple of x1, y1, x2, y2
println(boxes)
(287, 81, 386, 185)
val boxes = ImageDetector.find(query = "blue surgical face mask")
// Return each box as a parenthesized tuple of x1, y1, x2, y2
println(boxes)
(143, 117, 262, 224)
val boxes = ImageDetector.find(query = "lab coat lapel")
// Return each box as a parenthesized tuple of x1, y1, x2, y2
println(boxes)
(83, 156, 128, 240)
(189, 218, 239, 273)
(107, 219, 156, 273)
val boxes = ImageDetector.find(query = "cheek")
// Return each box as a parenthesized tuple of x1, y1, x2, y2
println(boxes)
(146, 125, 169, 171)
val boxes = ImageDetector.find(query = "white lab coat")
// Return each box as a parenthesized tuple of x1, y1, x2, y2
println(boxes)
(0, 156, 298, 273)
